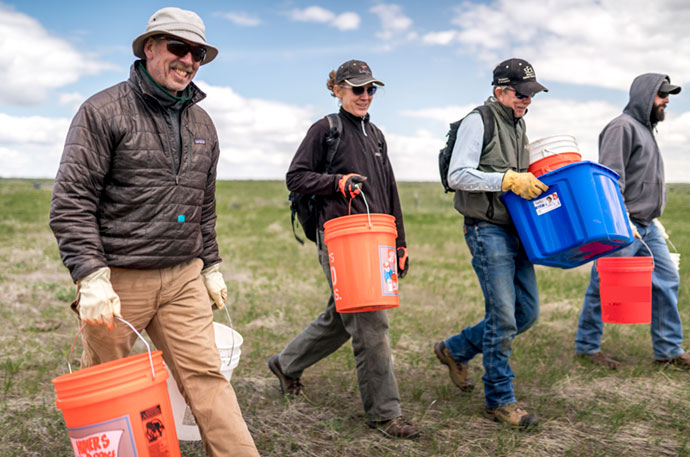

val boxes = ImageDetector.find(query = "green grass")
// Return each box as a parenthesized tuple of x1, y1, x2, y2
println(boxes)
(1, 177, 690, 456)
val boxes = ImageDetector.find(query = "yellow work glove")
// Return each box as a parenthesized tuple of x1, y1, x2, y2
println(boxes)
(627, 213, 641, 239)
(201, 263, 228, 309)
(653, 218, 669, 240)
(501, 169, 549, 200)
(76, 267, 122, 330)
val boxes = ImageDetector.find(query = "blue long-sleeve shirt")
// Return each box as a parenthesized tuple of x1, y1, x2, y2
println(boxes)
(447, 112, 504, 192)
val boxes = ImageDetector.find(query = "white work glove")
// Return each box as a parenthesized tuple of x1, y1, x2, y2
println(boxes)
(653, 218, 669, 240)
(626, 212, 641, 240)
(76, 267, 122, 330)
(201, 263, 227, 309)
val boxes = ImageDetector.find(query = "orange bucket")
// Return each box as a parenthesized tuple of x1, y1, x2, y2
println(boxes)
(53, 320, 180, 457)
(597, 257, 653, 324)
(528, 152, 581, 177)
(324, 213, 399, 313)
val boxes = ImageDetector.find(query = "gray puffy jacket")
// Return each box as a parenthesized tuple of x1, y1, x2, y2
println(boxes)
(50, 62, 221, 282)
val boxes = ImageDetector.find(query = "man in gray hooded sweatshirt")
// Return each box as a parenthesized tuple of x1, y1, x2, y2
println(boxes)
(575, 73, 689, 370)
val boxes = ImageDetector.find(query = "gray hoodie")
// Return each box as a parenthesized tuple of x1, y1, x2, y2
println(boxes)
(598, 73, 669, 226)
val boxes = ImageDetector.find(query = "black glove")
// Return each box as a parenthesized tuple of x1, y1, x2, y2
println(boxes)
(397, 247, 409, 279)
(338, 173, 367, 199)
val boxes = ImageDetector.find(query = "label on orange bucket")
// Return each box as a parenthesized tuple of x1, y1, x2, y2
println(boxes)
(140, 405, 172, 457)
(68, 415, 136, 456)
(379, 246, 399, 296)
(533, 192, 561, 215)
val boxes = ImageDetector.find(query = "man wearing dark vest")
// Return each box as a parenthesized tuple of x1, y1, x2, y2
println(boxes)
(433, 58, 548, 428)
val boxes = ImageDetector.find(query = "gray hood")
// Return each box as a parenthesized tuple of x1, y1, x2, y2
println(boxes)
(623, 73, 668, 128)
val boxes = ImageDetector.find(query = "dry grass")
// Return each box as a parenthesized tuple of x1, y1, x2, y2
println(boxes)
(1, 179, 690, 457)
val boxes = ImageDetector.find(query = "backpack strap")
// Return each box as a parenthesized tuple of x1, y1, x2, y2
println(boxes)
(323, 113, 342, 173)
(474, 104, 494, 151)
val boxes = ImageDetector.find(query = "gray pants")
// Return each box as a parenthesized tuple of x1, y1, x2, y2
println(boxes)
(278, 230, 401, 423)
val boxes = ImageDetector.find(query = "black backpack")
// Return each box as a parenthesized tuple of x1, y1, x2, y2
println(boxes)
(438, 105, 495, 193)
(289, 114, 342, 245)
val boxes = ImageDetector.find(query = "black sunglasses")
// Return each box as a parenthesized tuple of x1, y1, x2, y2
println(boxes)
(159, 36, 207, 63)
(505, 87, 532, 100)
(341, 85, 377, 96)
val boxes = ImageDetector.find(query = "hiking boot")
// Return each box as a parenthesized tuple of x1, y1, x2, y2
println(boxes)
(434, 341, 474, 392)
(369, 416, 420, 439)
(579, 352, 622, 370)
(268, 355, 304, 395)
(484, 402, 539, 428)
(656, 352, 690, 370)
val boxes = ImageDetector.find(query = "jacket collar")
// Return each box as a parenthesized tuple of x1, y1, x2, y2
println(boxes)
(339, 106, 370, 125)
(129, 60, 206, 108)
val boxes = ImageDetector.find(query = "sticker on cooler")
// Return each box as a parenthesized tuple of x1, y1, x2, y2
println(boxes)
(533, 192, 561, 215)
(68, 415, 135, 457)
(379, 245, 399, 296)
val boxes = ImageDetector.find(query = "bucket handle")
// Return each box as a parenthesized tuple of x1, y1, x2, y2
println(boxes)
(596, 238, 655, 269)
(347, 185, 372, 230)
(67, 316, 156, 379)
(219, 301, 237, 367)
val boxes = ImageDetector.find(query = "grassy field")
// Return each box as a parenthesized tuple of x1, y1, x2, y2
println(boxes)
(1, 178, 689, 457)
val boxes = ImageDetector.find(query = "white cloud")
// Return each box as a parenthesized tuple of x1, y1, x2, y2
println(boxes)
(0, 113, 71, 178)
(426, 0, 690, 89)
(289, 6, 360, 31)
(370, 3, 413, 44)
(331, 12, 360, 31)
(0, 4, 116, 106)
(217, 11, 261, 27)
(196, 81, 318, 179)
(399, 99, 690, 182)
(422, 30, 458, 46)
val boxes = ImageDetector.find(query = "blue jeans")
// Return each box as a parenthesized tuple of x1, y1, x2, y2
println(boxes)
(444, 222, 540, 408)
(575, 220, 683, 360)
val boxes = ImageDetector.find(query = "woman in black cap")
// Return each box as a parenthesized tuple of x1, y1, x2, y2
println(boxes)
(268, 59, 418, 439)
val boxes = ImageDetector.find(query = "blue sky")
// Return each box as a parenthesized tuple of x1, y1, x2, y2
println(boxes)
(2, 0, 690, 181)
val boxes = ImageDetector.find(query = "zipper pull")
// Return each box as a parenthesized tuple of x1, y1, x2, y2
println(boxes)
(361, 119, 367, 136)
(175, 175, 179, 185)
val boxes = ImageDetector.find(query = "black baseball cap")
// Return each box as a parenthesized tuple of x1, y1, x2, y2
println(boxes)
(492, 58, 547, 96)
(335, 59, 384, 87)
(659, 78, 681, 96)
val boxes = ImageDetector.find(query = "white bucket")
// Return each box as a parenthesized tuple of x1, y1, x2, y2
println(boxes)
(670, 252, 680, 271)
(166, 322, 243, 441)
(527, 135, 579, 164)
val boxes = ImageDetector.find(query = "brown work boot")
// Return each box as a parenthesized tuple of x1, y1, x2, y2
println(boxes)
(656, 352, 690, 370)
(578, 352, 622, 370)
(484, 402, 539, 428)
(434, 341, 474, 392)
(268, 355, 304, 395)
(369, 416, 420, 439)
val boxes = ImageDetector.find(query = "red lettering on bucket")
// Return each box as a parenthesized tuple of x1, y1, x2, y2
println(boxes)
(71, 430, 123, 457)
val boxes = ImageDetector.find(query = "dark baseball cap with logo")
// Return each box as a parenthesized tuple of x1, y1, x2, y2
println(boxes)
(658, 77, 681, 96)
(492, 58, 547, 96)
(335, 59, 385, 87)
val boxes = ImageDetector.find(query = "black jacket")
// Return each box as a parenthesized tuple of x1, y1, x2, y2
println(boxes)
(286, 108, 406, 247)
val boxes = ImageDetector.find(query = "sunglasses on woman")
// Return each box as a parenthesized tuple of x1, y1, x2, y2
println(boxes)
(158, 36, 207, 63)
(340, 85, 378, 96)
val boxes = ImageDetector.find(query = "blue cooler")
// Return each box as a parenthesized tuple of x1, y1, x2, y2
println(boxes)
(503, 161, 633, 269)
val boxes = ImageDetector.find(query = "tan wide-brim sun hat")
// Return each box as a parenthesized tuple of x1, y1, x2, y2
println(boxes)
(132, 7, 218, 65)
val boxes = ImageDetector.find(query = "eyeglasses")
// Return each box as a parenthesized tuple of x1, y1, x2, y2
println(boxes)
(340, 85, 377, 96)
(158, 36, 207, 63)
(658, 92, 669, 99)
(504, 87, 532, 100)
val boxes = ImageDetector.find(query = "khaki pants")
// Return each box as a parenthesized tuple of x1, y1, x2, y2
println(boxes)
(77, 259, 259, 457)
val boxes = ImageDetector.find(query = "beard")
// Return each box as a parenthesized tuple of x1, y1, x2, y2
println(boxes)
(651, 102, 666, 123)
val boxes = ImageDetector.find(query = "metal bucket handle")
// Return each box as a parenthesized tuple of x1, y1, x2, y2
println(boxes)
(67, 316, 155, 378)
